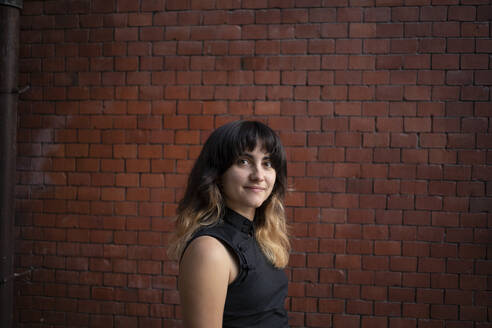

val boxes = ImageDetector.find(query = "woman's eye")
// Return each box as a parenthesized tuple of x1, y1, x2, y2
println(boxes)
(237, 158, 249, 165)
(264, 161, 273, 168)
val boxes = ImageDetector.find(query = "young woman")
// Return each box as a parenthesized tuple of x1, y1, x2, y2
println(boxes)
(168, 120, 290, 327)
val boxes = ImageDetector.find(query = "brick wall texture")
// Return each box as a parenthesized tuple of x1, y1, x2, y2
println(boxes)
(14, 0, 491, 327)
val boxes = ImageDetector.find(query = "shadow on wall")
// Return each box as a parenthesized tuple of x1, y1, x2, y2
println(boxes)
(15, 104, 185, 324)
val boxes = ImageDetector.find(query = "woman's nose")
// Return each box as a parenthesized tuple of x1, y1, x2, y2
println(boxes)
(250, 163, 265, 180)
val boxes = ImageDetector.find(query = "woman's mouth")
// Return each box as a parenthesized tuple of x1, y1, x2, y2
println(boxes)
(244, 186, 265, 191)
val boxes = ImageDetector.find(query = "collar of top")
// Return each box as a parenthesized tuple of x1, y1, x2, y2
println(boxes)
(223, 208, 255, 236)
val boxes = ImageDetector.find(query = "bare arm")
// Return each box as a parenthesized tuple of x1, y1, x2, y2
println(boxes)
(178, 236, 237, 328)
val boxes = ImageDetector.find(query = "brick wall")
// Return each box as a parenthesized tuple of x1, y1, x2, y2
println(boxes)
(15, 1, 491, 327)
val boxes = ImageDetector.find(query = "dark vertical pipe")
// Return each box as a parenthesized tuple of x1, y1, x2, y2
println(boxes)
(0, 1, 22, 327)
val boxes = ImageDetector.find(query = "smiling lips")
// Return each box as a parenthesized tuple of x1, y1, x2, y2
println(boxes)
(244, 186, 266, 191)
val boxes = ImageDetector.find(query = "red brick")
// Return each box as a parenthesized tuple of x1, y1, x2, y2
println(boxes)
(377, 23, 404, 38)
(462, 22, 489, 37)
(14, 2, 492, 327)
(431, 304, 458, 320)
(415, 173, 442, 191)
(416, 288, 443, 305)
(347, 240, 372, 256)
(336, 255, 361, 270)
(375, 302, 401, 316)
(364, 40, 389, 55)
(346, 299, 372, 315)
(333, 314, 360, 328)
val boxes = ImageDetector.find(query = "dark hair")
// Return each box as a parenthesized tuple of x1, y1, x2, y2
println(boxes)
(178, 120, 287, 215)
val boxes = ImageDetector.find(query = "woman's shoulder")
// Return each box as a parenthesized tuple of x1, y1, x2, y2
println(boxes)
(180, 233, 240, 286)
(183, 234, 230, 263)
(185, 220, 236, 257)
(181, 218, 247, 267)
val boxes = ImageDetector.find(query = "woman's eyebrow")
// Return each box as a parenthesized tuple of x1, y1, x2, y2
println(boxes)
(238, 153, 254, 160)
(239, 152, 271, 159)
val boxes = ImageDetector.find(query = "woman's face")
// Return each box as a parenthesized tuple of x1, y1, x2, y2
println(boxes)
(220, 143, 276, 221)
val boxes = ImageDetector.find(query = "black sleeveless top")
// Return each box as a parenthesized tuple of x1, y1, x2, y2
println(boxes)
(187, 208, 289, 328)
